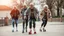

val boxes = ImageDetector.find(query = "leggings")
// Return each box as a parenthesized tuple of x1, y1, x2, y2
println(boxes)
(41, 19, 47, 27)
(23, 19, 28, 30)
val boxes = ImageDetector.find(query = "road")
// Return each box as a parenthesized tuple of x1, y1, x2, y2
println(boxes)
(0, 21, 64, 36)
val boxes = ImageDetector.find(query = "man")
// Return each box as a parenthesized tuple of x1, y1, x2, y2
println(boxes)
(27, 4, 39, 34)
(10, 7, 20, 32)
(21, 5, 28, 33)
(40, 6, 51, 32)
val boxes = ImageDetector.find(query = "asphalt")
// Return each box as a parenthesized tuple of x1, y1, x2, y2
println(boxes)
(0, 21, 64, 36)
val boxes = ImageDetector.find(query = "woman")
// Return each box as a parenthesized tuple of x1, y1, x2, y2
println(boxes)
(40, 6, 51, 32)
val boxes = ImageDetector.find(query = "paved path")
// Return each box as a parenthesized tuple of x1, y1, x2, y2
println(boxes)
(0, 21, 64, 36)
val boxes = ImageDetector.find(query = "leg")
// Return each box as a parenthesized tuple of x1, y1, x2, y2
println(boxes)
(43, 20, 47, 32)
(22, 20, 25, 33)
(15, 20, 18, 32)
(29, 20, 32, 29)
(40, 20, 45, 32)
(29, 19, 32, 34)
(33, 19, 36, 34)
(41, 21, 44, 28)
(12, 19, 15, 32)
(40, 18, 44, 29)
(33, 19, 36, 29)
(26, 19, 28, 32)
(43, 20, 47, 27)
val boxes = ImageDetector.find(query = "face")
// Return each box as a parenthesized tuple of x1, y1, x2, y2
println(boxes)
(44, 7, 48, 12)
(23, 5, 26, 8)
(14, 7, 16, 10)
(30, 4, 34, 9)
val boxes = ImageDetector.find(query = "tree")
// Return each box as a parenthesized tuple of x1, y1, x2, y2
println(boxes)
(46, 0, 64, 17)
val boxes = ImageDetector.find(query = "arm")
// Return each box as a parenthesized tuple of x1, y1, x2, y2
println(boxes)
(48, 9, 51, 18)
(17, 9, 20, 18)
(10, 10, 13, 17)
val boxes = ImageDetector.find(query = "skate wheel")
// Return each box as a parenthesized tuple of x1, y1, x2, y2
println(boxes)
(34, 32, 36, 34)
(29, 32, 32, 35)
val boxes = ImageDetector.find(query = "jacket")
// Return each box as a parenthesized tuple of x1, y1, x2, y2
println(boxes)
(10, 9, 20, 20)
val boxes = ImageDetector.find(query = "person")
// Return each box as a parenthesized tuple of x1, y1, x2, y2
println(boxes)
(40, 6, 51, 32)
(10, 6, 20, 32)
(21, 5, 28, 33)
(27, 4, 39, 34)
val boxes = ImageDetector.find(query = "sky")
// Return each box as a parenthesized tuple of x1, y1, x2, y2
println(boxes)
(0, 0, 20, 7)
(0, 0, 12, 5)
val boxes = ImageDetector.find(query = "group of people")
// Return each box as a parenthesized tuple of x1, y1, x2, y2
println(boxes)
(10, 4, 51, 34)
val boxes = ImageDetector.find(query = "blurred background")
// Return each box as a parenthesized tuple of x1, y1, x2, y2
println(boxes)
(0, 0, 64, 26)
(0, 0, 64, 36)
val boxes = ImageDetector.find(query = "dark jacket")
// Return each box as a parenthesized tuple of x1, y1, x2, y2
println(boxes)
(21, 8, 28, 20)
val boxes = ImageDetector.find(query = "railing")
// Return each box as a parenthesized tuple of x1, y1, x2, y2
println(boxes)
(0, 17, 4, 26)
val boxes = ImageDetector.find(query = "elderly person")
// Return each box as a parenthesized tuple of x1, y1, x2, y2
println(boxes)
(21, 5, 28, 33)
(10, 7, 20, 32)
(40, 5, 51, 32)
(27, 4, 39, 34)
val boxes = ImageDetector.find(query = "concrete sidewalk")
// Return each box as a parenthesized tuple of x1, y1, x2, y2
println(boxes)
(0, 21, 64, 36)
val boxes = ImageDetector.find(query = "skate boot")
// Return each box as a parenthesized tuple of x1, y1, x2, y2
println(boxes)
(34, 31, 36, 34)
(16, 29, 18, 32)
(29, 30, 32, 34)
(26, 30, 27, 32)
(22, 30, 24, 33)
(43, 28, 46, 32)
(33, 28, 36, 34)
(12, 30, 14, 32)
(40, 29, 42, 32)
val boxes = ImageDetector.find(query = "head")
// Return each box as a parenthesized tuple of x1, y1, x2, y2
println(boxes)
(44, 5, 48, 9)
(30, 3, 34, 9)
(23, 5, 27, 8)
(44, 5, 48, 12)
(13, 6, 17, 10)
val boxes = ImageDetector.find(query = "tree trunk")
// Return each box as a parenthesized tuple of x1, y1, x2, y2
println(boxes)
(57, 4, 60, 17)
(59, 7, 62, 22)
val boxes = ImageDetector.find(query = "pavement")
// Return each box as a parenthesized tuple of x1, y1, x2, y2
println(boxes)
(0, 21, 64, 36)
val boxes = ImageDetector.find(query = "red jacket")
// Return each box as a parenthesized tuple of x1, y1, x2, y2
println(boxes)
(10, 9, 20, 20)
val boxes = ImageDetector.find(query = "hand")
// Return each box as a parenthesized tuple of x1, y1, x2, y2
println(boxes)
(11, 15, 13, 17)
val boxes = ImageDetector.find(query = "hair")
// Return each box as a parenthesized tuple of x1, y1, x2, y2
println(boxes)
(43, 5, 48, 9)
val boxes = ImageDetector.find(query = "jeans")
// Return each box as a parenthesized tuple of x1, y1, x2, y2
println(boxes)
(29, 18, 36, 29)
(12, 19, 18, 28)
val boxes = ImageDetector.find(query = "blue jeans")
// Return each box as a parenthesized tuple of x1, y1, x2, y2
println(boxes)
(12, 19, 18, 28)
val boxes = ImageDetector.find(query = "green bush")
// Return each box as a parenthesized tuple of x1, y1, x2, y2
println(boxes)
(52, 16, 60, 18)
(62, 15, 64, 18)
